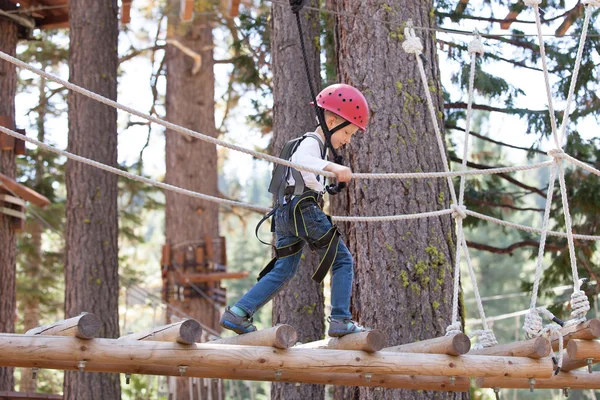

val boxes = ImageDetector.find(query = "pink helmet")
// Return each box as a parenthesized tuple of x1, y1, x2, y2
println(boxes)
(315, 84, 369, 131)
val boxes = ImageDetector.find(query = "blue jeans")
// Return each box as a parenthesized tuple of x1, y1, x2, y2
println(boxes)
(235, 196, 354, 320)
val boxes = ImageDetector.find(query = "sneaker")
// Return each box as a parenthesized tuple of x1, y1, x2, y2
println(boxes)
(327, 316, 369, 337)
(219, 306, 258, 334)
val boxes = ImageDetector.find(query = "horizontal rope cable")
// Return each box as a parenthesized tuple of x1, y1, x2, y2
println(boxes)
(465, 209, 600, 241)
(0, 50, 553, 181)
(0, 124, 454, 223)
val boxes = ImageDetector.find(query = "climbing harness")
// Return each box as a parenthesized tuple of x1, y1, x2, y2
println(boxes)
(256, 189, 341, 284)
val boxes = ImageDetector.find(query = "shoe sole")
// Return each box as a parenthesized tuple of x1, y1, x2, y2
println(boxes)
(328, 329, 368, 338)
(220, 320, 256, 335)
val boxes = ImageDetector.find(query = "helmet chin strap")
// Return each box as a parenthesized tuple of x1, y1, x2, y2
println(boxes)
(316, 107, 350, 165)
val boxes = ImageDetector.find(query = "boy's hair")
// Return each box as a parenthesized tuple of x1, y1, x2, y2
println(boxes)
(323, 110, 346, 124)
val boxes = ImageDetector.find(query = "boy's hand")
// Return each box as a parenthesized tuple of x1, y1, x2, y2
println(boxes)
(325, 163, 353, 183)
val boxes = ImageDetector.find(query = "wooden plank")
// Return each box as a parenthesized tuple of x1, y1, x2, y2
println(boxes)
(0, 334, 555, 379)
(0, 207, 25, 220)
(476, 370, 600, 390)
(0, 360, 470, 392)
(121, 0, 132, 24)
(295, 330, 387, 353)
(180, 0, 193, 22)
(469, 337, 551, 359)
(0, 133, 15, 151)
(26, 313, 102, 340)
(230, 0, 240, 17)
(0, 194, 26, 207)
(118, 319, 201, 345)
(0, 172, 51, 207)
(14, 129, 26, 155)
(210, 325, 297, 349)
(180, 271, 248, 283)
(383, 334, 471, 356)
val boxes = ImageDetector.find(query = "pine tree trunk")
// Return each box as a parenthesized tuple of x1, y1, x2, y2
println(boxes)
(331, 1, 467, 399)
(19, 220, 42, 393)
(164, 5, 220, 399)
(20, 74, 49, 392)
(270, 3, 325, 400)
(64, 1, 120, 398)
(0, 0, 18, 391)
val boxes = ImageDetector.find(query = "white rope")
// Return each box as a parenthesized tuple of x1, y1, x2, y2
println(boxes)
(528, 2, 561, 149)
(469, 328, 498, 350)
(0, 124, 461, 223)
(527, 160, 558, 318)
(404, 25, 495, 341)
(0, 48, 549, 183)
(522, 0, 594, 339)
(571, 289, 591, 321)
(557, 4, 595, 144)
(465, 209, 600, 241)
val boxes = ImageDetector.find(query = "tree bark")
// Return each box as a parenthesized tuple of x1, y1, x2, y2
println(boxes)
(65, 0, 120, 398)
(331, 1, 467, 399)
(270, 2, 325, 400)
(164, 3, 220, 398)
(0, 0, 18, 391)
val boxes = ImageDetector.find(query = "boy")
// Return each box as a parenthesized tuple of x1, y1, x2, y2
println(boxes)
(219, 84, 369, 337)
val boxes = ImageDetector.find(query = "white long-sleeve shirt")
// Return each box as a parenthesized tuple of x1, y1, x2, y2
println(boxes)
(288, 132, 330, 192)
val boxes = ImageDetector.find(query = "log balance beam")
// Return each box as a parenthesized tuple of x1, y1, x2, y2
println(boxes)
(0, 334, 553, 379)
(3, 359, 471, 392)
(476, 370, 600, 390)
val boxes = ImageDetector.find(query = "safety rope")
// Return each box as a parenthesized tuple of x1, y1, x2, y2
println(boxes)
(522, 0, 594, 354)
(404, 24, 496, 347)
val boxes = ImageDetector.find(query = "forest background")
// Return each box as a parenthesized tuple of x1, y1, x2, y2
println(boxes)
(3, 0, 600, 399)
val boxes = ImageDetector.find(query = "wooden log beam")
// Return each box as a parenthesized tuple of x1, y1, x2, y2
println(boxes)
(180, 271, 248, 283)
(476, 370, 600, 390)
(561, 353, 598, 372)
(469, 337, 551, 359)
(552, 319, 600, 352)
(567, 339, 600, 360)
(210, 325, 296, 349)
(295, 330, 387, 353)
(6, 360, 470, 392)
(118, 319, 201, 345)
(383, 334, 471, 356)
(26, 313, 101, 339)
(0, 334, 554, 379)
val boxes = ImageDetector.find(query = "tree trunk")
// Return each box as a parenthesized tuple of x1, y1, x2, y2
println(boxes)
(65, 0, 120, 398)
(19, 73, 50, 393)
(331, 1, 467, 399)
(270, 3, 325, 400)
(164, 4, 220, 399)
(0, 0, 18, 391)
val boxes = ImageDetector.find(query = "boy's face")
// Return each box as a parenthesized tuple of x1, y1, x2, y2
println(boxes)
(328, 118, 361, 149)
